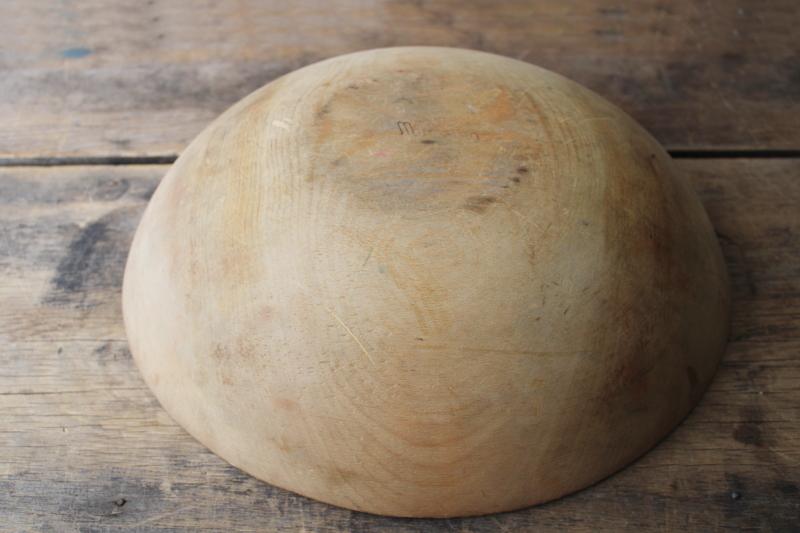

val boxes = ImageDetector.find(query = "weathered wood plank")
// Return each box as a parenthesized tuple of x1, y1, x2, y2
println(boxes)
(0, 0, 798, 159)
(0, 160, 798, 531)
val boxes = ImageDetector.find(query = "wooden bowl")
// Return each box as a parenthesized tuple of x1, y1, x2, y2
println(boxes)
(123, 47, 730, 517)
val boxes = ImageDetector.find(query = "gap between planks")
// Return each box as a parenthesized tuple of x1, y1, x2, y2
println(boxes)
(0, 150, 800, 168)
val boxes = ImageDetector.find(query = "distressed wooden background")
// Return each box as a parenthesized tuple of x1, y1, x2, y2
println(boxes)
(1, 1, 798, 531)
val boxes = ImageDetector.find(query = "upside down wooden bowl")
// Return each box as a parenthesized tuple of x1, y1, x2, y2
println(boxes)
(123, 47, 730, 517)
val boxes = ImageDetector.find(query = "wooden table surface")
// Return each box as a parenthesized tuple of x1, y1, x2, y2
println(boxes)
(1, 1, 798, 531)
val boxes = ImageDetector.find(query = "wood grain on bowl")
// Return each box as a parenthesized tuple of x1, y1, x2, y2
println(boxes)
(122, 47, 729, 517)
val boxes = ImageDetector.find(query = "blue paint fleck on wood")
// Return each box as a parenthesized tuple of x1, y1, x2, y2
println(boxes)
(62, 47, 92, 59)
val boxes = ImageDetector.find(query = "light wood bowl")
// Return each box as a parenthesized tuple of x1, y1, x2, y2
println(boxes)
(123, 47, 730, 517)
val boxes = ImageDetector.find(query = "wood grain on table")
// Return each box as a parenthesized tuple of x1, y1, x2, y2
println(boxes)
(0, 0, 798, 159)
(0, 0, 798, 531)
(1, 161, 798, 531)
